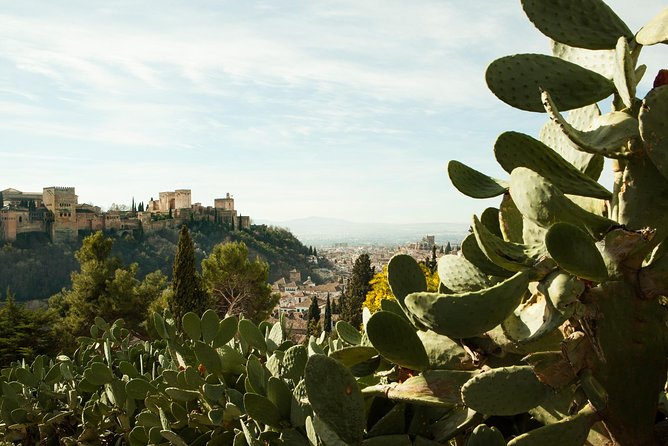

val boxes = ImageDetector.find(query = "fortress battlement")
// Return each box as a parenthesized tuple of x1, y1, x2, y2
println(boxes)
(1, 186, 251, 243)
(48, 187, 75, 192)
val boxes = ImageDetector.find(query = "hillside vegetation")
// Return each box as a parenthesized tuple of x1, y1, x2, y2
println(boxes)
(0, 222, 324, 302)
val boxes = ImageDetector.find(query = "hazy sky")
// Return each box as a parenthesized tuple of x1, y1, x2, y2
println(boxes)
(1, 1, 665, 224)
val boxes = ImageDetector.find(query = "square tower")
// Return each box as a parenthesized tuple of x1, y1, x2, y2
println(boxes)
(43, 187, 78, 242)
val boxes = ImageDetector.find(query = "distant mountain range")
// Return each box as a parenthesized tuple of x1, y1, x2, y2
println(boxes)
(254, 217, 470, 247)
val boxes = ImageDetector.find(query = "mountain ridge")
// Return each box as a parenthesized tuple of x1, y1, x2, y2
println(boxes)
(254, 216, 470, 246)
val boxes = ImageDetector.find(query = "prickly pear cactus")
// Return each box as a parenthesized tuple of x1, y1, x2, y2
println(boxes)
(384, 1, 668, 445)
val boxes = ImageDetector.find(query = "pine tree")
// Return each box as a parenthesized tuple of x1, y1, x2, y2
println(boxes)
(49, 232, 166, 350)
(170, 225, 208, 327)
(201, 241, 279, 322)
(340, 254, 374, 328)
(324, 293, 332, 333)
(0, 289, 56, 364)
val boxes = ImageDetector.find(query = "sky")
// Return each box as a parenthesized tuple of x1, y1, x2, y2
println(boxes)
(1, 1, 666, 225)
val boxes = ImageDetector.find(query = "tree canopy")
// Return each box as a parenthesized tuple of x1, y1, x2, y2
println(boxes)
(339, 254, 374, 328)
(363, 262, 439, 313)
(0, 290, 56, 364)
(201, 241, 279, 323)
(49, 232, 166, 349)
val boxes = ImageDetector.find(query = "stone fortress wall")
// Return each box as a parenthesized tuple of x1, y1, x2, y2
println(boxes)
(0, 187, 251, 243)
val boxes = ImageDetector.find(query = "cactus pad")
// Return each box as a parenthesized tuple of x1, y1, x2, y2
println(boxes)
(387, 254, 427, 307)
(182, 312, 201, 341)
(437, 254, 492, 293)
(520, 0, 632, 50)
(639, 85, 668, 181)
(494, 131, 611, 199)
(244, 393, 282, 428)
(636, 6, 668, 45)
(239, 319, 267, 354)
(461, 366, 552, 416)
(502, 290, 571, 345)
(328, 346, 378, 368)
(365, 370, 477, 407)
(366, 311, 429, 371)
(542, 89, 638, 158)
(282, 344, 308, 381)
(448, 160, 508, 199)
(613, 37, 636, 109)
(539, 103, 604, 180)
(335, 320, 362, 345)
(509, 167, 616, 239)
(506, 407, 596, 445)
(486, 54, 614, 112)
(304, 355, 365, 444)
(417, 330, 476, 371)
(499, 194, 525, 243)
(214, 315, 238, 347)
(200, 309, 220, 344)
(466, 424, 506, 446)
(461, 234, 513, 278)
(405, 271, 530, 339)
(551, 41, 615, 79)
(472, 215, 538, 273)
(545, 222, 608, 282)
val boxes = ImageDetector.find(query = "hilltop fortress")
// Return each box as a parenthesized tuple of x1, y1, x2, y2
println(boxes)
(0, 187, 250, 243)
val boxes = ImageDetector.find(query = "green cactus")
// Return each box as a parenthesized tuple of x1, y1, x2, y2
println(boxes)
(364, 1, 668, 445)
(357, 2, 668, 445)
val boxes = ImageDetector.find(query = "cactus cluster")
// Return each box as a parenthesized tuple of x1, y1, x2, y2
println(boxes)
(382, 0, 667, 444)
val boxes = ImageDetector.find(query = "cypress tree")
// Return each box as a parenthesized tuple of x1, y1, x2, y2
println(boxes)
(313, 247, 317, 257)
(306, 295, 321, 337)
(170, 225, 208, 327)
(131, 197, 136, 213)
(324, 293, 332, 333)
(341, 254, 374, 328)
(444, 241, 452, 254)
(0, 191, 4, 208)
